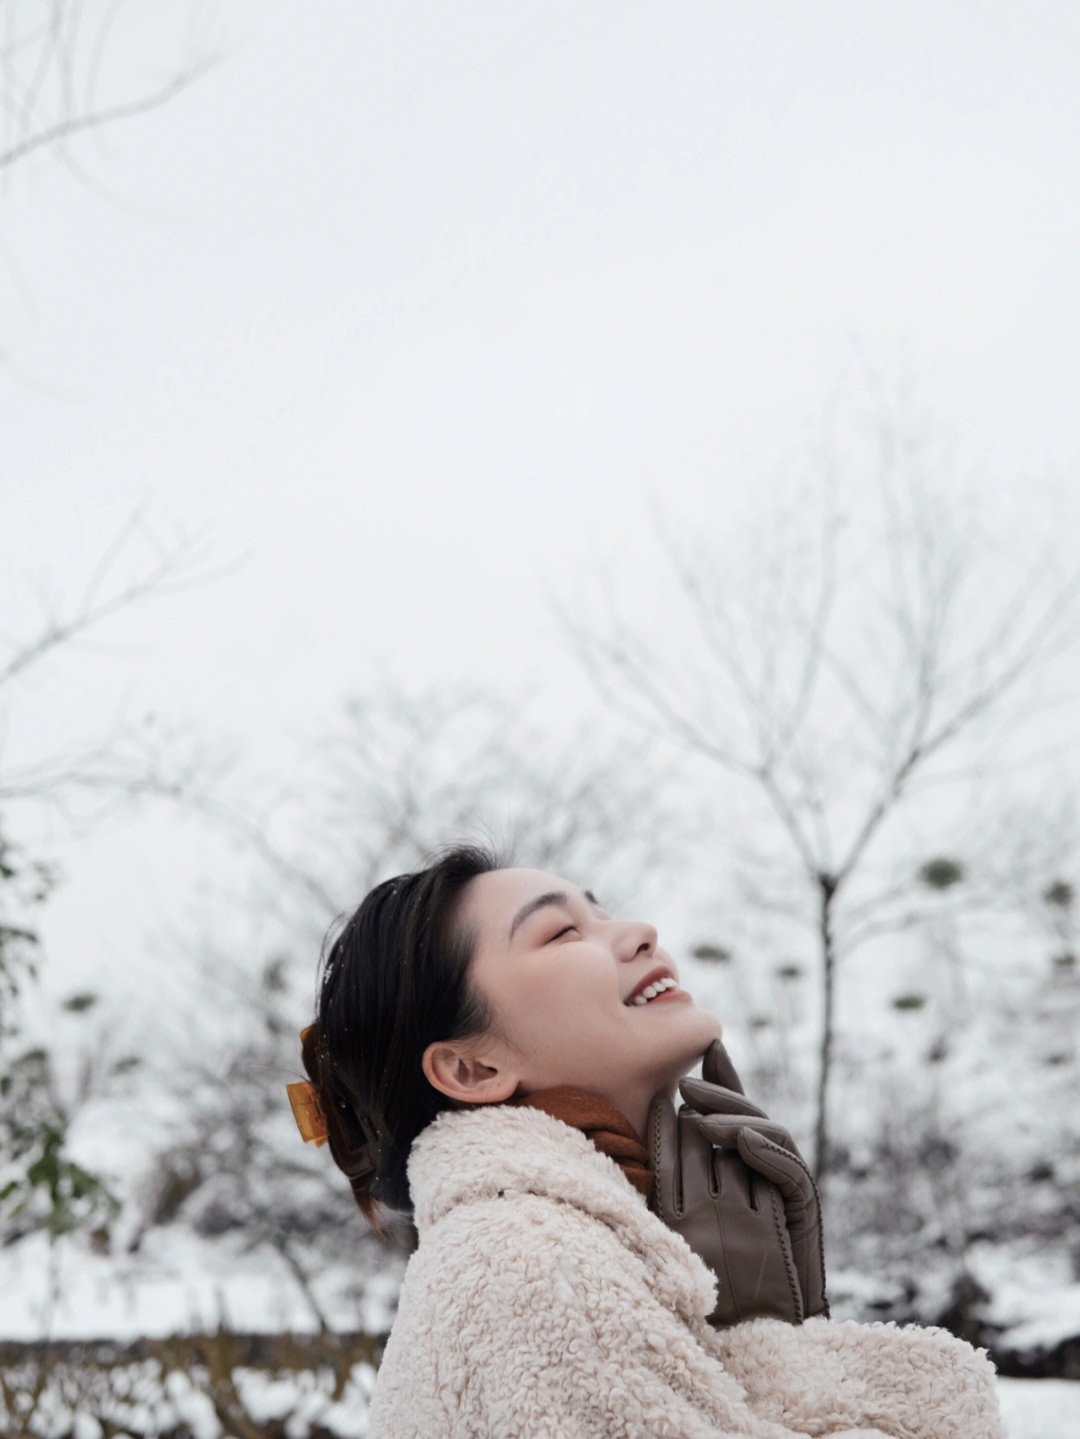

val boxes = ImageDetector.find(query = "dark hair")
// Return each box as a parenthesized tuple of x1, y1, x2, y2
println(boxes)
(307, 842, 502, 1226)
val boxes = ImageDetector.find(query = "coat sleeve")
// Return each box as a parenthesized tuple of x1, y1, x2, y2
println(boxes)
(369, 1193, 773, 1439)
(708, 1315, 1007, 1439)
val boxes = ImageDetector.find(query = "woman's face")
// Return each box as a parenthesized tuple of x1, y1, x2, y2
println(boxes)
(439, 867, 722, 1135)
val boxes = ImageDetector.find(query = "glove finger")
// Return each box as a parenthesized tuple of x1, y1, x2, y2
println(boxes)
(701, 1038, 746, 1095)
(737, 1129, 827, 1320)
(734, 1129, 815, 1213)
(678, 1077, 769, 1120)
(691, 1115, 807, 1162)
(646, 1090, 682, 1219)
(752, 1181, 803, 1323)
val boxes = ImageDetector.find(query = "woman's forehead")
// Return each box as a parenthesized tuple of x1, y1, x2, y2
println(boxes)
(462, 867, 579, 935)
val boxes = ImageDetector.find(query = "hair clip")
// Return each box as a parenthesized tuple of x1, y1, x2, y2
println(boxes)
(287, 1080, 329, 1145)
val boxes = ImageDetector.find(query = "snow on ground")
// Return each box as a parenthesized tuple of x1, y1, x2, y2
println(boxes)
(0, 1227, 404, 1341)
(967, 1241, 1080, 1359)
(998, 1379, 1080, 1439)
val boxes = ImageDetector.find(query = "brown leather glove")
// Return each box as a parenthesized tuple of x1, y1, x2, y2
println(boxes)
(648, 1039, 828, 1327)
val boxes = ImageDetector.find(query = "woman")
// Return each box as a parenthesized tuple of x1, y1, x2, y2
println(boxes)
(290, 843, 1005, 1438)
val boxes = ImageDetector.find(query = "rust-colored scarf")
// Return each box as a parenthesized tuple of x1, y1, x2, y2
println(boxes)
(510, 1087, 653, 1199)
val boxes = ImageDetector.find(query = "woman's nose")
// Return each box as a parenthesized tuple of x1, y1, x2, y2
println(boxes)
(617, 920, 657, 960)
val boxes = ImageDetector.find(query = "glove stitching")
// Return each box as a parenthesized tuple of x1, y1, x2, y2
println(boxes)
(810, 1168, 828, 1317)
(652, 1105, 682, 1219)
(767, 1183, 803, 1322)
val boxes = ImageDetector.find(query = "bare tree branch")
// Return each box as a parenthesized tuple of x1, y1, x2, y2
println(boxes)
(1, 1, 216, 174)
(1, 60, 212, 171)
(0, 511, 227, 690)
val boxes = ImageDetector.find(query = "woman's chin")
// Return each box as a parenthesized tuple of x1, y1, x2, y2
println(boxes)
(684, 1004, 723, 1048)
(658, 1008, 724, 1077)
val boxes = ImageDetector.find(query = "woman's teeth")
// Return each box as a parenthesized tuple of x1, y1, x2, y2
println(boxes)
(630, 976, 678, 1005)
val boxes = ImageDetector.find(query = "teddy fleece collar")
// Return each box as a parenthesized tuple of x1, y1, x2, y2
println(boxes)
(407, 1101, 718, 1324)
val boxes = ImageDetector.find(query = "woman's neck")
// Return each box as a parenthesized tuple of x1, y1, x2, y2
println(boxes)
(623, 1078, 679, 1145)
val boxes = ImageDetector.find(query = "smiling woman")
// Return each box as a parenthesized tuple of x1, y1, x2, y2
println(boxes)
(290, 843, 1006, 1439)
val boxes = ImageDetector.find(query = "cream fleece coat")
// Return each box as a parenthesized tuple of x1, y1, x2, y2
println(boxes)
(367, 1104, 1005, 1439)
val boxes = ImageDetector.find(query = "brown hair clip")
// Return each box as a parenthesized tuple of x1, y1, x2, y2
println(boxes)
(287, 1079, 329, 1145)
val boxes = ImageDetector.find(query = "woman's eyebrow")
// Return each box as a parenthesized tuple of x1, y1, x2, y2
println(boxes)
(508, 889, 601, 942)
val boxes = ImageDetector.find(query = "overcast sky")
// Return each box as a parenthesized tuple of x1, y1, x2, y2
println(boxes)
(4, 1, 1080, 1006)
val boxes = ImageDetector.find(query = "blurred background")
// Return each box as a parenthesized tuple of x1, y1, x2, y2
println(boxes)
(2, 3, 1079, 1435)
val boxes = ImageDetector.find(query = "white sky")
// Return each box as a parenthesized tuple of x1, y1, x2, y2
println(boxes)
(3, 1, 1080, 1005)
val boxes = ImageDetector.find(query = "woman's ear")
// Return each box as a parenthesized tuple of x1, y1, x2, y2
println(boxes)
(422, 1039, 519, 1104)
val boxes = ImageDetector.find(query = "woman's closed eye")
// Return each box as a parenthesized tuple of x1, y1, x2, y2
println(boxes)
(548, 924, 578, 942)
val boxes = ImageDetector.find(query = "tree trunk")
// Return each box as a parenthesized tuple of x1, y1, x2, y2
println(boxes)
(813, 875, 838, 1182)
